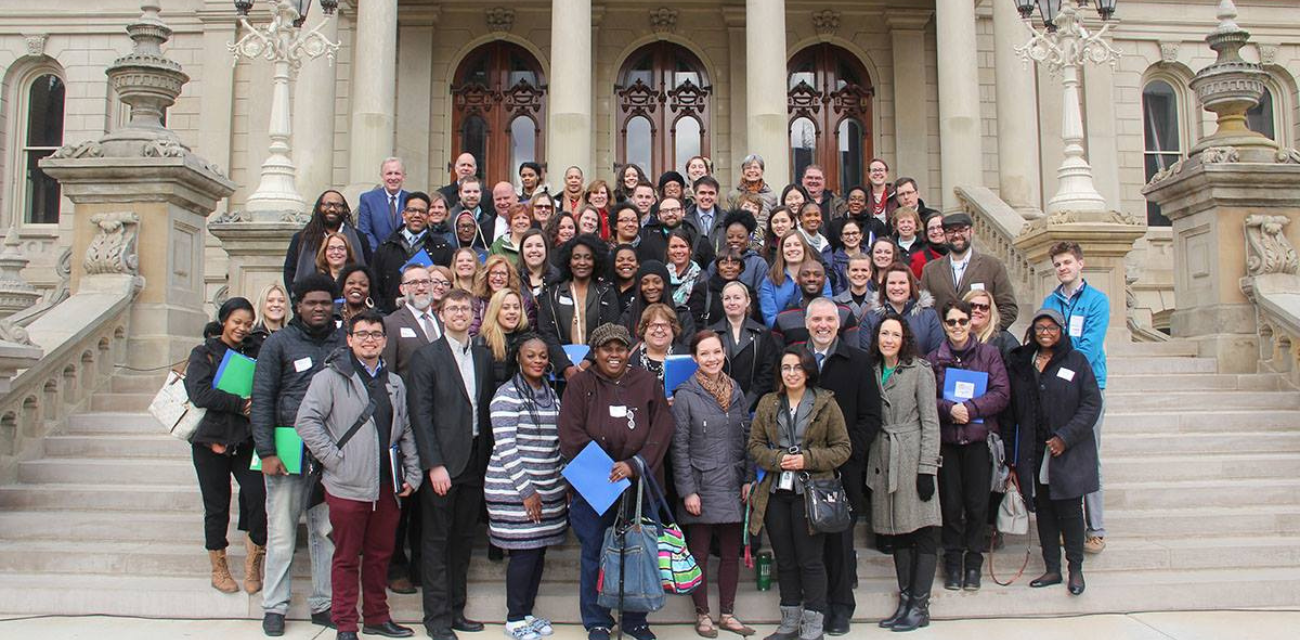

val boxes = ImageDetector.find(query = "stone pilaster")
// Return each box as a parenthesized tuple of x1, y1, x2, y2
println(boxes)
(888, 12, 932, 191)
(549, 0, 593, 175)
(992, 0, 1042, 215)
(346, 0, 397, 197)
(935, 0, 984, 211)
(745, 0, 789, 185)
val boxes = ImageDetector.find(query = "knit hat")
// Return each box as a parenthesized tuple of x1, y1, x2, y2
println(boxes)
(657, 170, 686, 192)
(589, 323, 632, 349)
(637, 260, 672, 287)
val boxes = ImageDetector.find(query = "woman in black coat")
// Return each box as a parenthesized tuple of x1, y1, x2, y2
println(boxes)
(709, 281, 776, 412)
(184, 297, 266, 596)
(1008, 309, 1101, 596)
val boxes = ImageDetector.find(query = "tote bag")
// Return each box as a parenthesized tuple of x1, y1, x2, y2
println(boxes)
(597, 479, 666, 613)
(148, 369, 205, 442)
(644, 474, 702, 594)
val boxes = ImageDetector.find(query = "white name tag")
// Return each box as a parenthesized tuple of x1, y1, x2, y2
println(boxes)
(609, 405, 627, 418)
(559, 296, 574, 306)
(954, 381, 976, 400)
(1069, 315, 1085, 338)
(400, 327, 417, 338)
(970, 282, 985, 291)
(1057, 368, 1076, 381)
(293, 357, 313, 373)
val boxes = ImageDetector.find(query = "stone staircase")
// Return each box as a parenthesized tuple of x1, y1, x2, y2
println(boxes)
(1, 341, 1298, 622)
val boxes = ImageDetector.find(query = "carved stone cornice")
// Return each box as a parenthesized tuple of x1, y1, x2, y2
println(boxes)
(485, 7, 514, 33)
(23, 34, 47, 57)
(812, 10, 839, 39)
(84, 212, 141, 277)
(1243, 214, 1298, 278)
(649, 7, 677, 35)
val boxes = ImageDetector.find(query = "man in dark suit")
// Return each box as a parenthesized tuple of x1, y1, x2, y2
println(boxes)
(371, 191, 454, 313)
(357, 157, 409, 252)
(437, 153, 478, 207)
(407, 289, 494, 640)
(802, 297, 883, 636)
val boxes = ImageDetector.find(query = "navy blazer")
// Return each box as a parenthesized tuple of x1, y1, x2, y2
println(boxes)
(357, 187, 407, 252)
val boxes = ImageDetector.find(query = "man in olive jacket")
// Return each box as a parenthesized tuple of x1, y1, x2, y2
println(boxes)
(919, 212, 1018, 330)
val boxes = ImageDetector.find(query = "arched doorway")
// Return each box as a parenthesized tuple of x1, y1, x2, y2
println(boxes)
(450, 41, 546, 185)
(615, 41, 711, 179)
(787, 44, 873, 193)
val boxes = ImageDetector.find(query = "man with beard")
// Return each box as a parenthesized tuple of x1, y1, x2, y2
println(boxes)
(358, 157, 410, 252)
(372, 192, 454, 313)
(438, 153, 478, 207)
(636, 196, 713, 267)
(559, 165, 586, 214)
(919, 212, 1018, 330)
(254, 275, 347, 636)
(284, 190, 373, 291)
(801, 297, 881, 636)
(771, 260, 854, 348)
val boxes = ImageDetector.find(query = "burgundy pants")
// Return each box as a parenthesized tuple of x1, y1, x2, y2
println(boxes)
(686, 522, 743, 615)
(326, 482, 401, 632)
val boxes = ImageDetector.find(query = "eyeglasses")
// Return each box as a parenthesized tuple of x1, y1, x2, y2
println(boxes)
(403, 207, 429, 215)
(1034, 325, 1062, 335)
(325, 246, 348, 254)
(647, 322, 672, 333)
(430, 279, 451, 288)
(444, 305, 471, 315)
(780, 365, 805, 373)
(534, 204, 554, 210)
(350, 330, 385, 341)
(945, 226, 972, 235)
(402, 279, 432, 288)
(944, 318, 970, 327)
(969, 302, 991, 312)
(321, 202, 349, 211)
(841, 230, 862, 237)
(659, 207, 684, 214)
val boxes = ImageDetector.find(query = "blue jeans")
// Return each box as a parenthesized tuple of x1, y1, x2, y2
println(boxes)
(1084, 392, 1106, 537)
(262, 473, 334, 615)
(569, 494, 649, 631)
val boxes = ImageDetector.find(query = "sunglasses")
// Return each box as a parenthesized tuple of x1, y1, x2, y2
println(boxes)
(944, 318, 970, 327)
(969, 302, 990, 312)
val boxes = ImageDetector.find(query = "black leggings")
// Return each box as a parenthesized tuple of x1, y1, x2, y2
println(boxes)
(764, 490, 826, 612)
(506, 547, 548, 621)
(192, 441, 266, 550)
(1034, 478, 1085, 573)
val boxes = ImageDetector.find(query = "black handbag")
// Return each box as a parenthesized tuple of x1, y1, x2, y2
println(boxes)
(801, 471, 852, 534)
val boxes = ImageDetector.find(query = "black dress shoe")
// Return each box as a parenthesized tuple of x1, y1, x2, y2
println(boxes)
(262, 612, 285, 637)
(1030, 572, 1063, 588)
(1068, 570, 1086, 595)
(337, 633, 359, 640)
(427, 628, 458, 640)
(364, 620, 416, 638)
(452, 615, 484, 632)
(389, 576, 417, 594)
(963, 567, 981, 591)
(824, 613, 850, 636)
(943, 568, 961, 591)
(312, 609, 336, 629)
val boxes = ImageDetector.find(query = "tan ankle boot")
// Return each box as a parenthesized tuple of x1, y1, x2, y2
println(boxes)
(208, 549, 238, 594)
(244, 537, 265, 594)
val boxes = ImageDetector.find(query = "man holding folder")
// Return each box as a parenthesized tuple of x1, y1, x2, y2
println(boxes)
(252, 274, 346, 637)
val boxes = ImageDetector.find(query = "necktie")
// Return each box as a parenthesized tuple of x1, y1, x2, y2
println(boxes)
(815, 352, 826, 372)
(389, 194, 399, 227)
(420, 314, 437, 341)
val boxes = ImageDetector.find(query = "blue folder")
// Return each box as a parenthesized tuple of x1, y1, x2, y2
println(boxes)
(402, 248, 434, 270)
(562, 441, 631, 515)
(943, 368, 989, 424)
(564, 344, 590, 365)
(663, 355, 698, 399)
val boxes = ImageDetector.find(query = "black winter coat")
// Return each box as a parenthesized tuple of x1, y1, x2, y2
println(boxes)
(1008, 335, 1102, 501)
(536, 280, 621, 372)
(371, 228, 453, 313)
(250, 319, 345, 459)
(709, 317, 777, 412)
(185, 337, 260, 448)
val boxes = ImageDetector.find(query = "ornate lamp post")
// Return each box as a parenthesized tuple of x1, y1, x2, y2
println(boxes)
(229, 0, 339, 217)
(1014, 0, 1120, 214)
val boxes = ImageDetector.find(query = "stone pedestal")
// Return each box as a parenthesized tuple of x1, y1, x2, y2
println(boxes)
(1143, 155, 1300, 372)
(207, 220, 299, 304)
(42, 156, 235, 369)
(1014, 211, 1147, 344)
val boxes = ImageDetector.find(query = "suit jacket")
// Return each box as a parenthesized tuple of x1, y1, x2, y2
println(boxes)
(357, 187, 408, 252)
(382, 304, 441, 379)
(919, 250, 1019, 331)
(536, 280, 621, 371)
(407, 336, 494, 481)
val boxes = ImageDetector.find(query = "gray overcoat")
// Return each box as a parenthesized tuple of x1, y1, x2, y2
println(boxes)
(670, 375, 753, 524)
(867, 358, 943, 535)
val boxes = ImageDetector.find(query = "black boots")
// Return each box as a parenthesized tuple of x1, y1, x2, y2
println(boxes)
(1068, 570, 1086, 595)
(879, 547, 913, 628)
(942, 553, 961, 591)
(963, 554, 982, 591)
(891, 552, 936, 632)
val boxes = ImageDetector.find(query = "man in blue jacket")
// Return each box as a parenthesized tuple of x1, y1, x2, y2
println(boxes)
(357, 157, 409, 252)
(1042, 241, 1109, 555)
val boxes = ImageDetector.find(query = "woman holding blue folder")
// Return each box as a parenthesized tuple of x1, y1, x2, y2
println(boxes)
(926, 300, 1009, 592)
(185, 296, 267, 596)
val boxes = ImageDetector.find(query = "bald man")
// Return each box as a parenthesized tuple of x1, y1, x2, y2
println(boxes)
(485, 181, 517, 244)
(438, 153, 478, 207)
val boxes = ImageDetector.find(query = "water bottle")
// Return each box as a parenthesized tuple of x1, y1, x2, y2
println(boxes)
(756, 551, 773, 591)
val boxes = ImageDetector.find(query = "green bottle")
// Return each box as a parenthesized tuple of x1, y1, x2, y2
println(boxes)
(756, 551, 773, 591)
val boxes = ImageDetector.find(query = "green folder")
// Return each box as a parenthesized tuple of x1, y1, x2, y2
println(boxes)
(250, 427, 306, 474)
(213, 349, 256, 399)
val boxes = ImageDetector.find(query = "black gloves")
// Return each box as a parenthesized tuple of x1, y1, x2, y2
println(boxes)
(916, 474, 935, 502)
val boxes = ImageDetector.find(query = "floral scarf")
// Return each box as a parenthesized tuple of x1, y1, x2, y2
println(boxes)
(669, 260, 702, 307)
(696, 370, 734, 410)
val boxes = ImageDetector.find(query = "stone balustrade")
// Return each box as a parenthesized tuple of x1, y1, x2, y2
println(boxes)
(1240, 214, 1300, 388)
(954, 185, 1033, 323)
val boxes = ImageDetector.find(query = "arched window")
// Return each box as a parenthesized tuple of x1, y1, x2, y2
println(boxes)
(1246, 85, 1276, 142)
(15, 72, 65, 225)
(615, 42, 711, 179)
(1142, 79, 1183, 227)
(450, 42, 546, 188)
(787, 44, 873, 193)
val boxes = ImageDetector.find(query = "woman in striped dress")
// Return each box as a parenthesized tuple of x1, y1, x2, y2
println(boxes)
(486, 334, 568, 640)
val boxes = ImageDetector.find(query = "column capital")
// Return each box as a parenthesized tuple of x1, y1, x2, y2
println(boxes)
(592, 3, 606, 28)
(721, 6, 746, 30)
(398, 2, 440, 26)
(886, 11, 933, 32)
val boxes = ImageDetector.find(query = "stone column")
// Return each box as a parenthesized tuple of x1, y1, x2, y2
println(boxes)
(745, 0, 789, 186)
(1083, 60, 1121, 208)
(292, 4, 340, 203)
(992, 0, 1042, 215)
(934, 0, 984, 211)
(888, 12, 932, 191)
(346, 0, 398, 197)
(549, 0, 593, 176)
(723, 6, 747, 190)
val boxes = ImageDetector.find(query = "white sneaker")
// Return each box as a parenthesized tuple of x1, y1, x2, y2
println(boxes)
(505, 620, 540, 640)
(526, 615, 554, 636)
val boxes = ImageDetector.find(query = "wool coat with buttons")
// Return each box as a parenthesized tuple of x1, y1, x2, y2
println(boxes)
(867, 357, 943, 535)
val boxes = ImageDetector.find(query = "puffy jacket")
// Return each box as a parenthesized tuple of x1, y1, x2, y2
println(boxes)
(250, 318, 345, 459)
(857, 291, 945, 356)
(184, 337, 260, 448)
(927, 339, 1011, 445)
(295, 348, 423, 504)
(670, 374, 752, 525)
(1042, 280, 1110, 389)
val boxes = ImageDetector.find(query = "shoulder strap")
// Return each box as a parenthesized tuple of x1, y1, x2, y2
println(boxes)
(336, 396, 378, 450)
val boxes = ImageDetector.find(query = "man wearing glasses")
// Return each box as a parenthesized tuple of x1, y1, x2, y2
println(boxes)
(407, 289, 495, 640)
(372, 191, 454, 313)
(636, 195, 714, 266)
(918, 212, 1018, 331)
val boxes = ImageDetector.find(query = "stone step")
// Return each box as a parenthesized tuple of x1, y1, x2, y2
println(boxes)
(66, 412, 166, 435)
(43, 434, 188, 459)
(1101, 505, 1300, 538)
(1102, 431, 1300, 455)
(90, 392, 156, 413)
(1104, 410, 1300, 433)
(17, 458, 195, 486)
(2, 566, 1298, 623)
(1104, 373, 1283, 392)
(1108, 357, 1217, 375)
(1106, 477, 1300, 510)
(110, 373, 168, 394)
(1105, 452, 1300, 482)
(0, 483, 202, 512)
(1108, 341, 1200, 358)
(1104, 391, 1300, 412)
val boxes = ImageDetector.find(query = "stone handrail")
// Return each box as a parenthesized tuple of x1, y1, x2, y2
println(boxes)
(953, 186, 1035, 321)
(1240, 214, 1300, 388)
(0, 274, 136, 484)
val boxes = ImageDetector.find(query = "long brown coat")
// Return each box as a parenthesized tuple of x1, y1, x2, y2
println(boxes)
(867, 358, 942, 535)
(746, 388, 852, 537)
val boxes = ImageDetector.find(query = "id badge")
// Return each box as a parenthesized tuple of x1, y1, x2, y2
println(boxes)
(778, 471, 795, 491)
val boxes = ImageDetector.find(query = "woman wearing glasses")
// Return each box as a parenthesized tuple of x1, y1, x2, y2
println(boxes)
(926, 300, 1009, 593)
